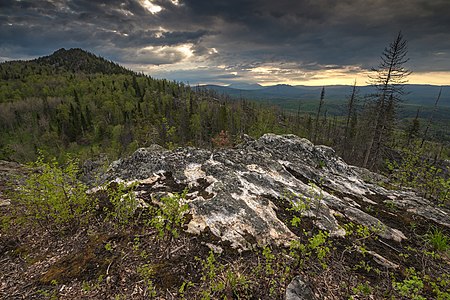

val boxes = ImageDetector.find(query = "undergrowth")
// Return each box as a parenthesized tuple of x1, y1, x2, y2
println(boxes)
(1, 154, 449, 299)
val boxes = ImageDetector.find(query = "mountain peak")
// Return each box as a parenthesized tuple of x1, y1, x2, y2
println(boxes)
(32, 48, 134, 75)
(52, 48, 85, 55)
(228, 82, 263, 90)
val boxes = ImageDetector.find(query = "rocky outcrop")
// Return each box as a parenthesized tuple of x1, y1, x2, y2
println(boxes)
(286, 276, 317, 300)
(105, 134, 450, 251)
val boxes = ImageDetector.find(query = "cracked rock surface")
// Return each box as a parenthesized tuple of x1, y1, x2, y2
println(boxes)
(104, 134, 450, 250)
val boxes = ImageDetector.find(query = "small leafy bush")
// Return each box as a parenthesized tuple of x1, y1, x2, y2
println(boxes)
(11, 153, 94, 231)
(197, 251, 251, 299)
(426, 227, 449, 252)
(150, 188, 189, 239)
(387, 146, 449, 204)
(136, 264, 157, 297)
(103, 181, 139, 226)
(352, 281, 373, 297)
(393, 268, 426, 300)
(289, 230, 331, 269)
(285, 191, 311, 227)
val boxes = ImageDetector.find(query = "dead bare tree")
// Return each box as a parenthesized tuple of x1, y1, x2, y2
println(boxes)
(362, 31, 411, 169)
(342, 81, 359, 159)
(420, 87, 442, 148)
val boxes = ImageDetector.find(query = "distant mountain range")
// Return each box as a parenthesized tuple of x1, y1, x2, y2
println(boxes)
(202, 83, 450, 108)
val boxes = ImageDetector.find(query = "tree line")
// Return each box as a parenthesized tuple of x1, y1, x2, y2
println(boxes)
(0, 35, 448, 173)
(300, 32, 448, 170)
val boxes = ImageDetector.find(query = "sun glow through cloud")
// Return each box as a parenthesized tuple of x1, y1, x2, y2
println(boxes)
(139, 0, 162, 14)
(409, 72, 450, 86)
(4, 1, 447, 86)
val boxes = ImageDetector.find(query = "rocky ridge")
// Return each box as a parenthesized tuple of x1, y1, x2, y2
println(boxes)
(105, 134, 449, 257)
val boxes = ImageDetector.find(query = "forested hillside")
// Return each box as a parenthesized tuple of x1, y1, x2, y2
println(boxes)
(0, 48, 448, 173)
(0, 49, 290, 162)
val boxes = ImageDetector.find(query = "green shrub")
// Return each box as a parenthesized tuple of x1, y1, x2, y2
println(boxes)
(426, 227, 449, 252)
(103, 181, 139, 226)
(352, 281, 373, 297)
(429, 274, 450, 300)
(11, 153, 94, 231)
(136, 264, 157, 297)
(393, 268, 426, 300)
(387, 147, 449, 204)
(150, 188, 189, 239)
(197, 251, 251, 299)
(289, 230, 331, 269)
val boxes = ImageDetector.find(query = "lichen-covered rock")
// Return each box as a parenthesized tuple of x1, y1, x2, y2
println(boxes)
(286, 275, 316, 300)
(104, 134, 450, 250)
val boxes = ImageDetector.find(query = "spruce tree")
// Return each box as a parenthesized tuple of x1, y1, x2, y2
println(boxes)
(313, 87, 325, 143)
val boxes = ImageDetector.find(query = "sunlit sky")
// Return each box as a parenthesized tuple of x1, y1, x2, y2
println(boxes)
(1, 0, 450, 86)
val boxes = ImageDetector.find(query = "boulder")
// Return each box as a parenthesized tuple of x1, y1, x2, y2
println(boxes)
(104, 134, 450, 250)
(286, 275, 316, 300)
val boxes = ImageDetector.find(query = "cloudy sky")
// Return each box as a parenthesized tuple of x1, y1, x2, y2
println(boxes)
(1, 0, 450, 86)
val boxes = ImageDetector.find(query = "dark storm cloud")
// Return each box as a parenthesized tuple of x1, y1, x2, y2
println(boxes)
(1, 0, 450, 82)
(0, 0, 209, 62)
(182, 0, 450, 71)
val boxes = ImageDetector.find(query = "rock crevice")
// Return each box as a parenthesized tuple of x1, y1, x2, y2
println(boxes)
(105, 134, 449, 250)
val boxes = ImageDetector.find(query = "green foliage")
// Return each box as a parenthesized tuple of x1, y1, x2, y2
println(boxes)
(222, 269, 251, 298)
(0, 60, 295, 163)
(384, 199, 398, 211)
(10, 152, 94, 231)
(103, 182, 139, 226)
(248, 246, 291, 297)
(425, 227, 449, 252)
(429, 274, 450, 300)
(262, 246, 276, 275)
(308, 231, 331, 267)
(81, 274, 105, 293)
(316, 160, 326, 169)
(351, 281, 373, 297)
(343, 222, 384, 241)
(392, 268, 426, 300)
(37, 288, 58, 300)
(307, 182, 325, 213)
(136, 264, 157, 297)
(285, 190, 311, 227)
(104, 242, 113, 252)
(353, 260, 373, 273)
(0, 215, 11, 232)
(200, 251, 220, 283)
(285, 182, 324, 228)
(150, 189, 189, 239)
(198, 250, 252, 299)
(387, 146, 449, 204)
(289, 230, 331, 269)
(178, 280, 195, 299)
(0, 144, 14, 160)
(198, 250, 224, 299)
(2, 49, 448, 172)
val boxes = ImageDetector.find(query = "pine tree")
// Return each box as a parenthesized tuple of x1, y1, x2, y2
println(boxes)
(406, 108, 421, 146)
(313, 87, 325, 143)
